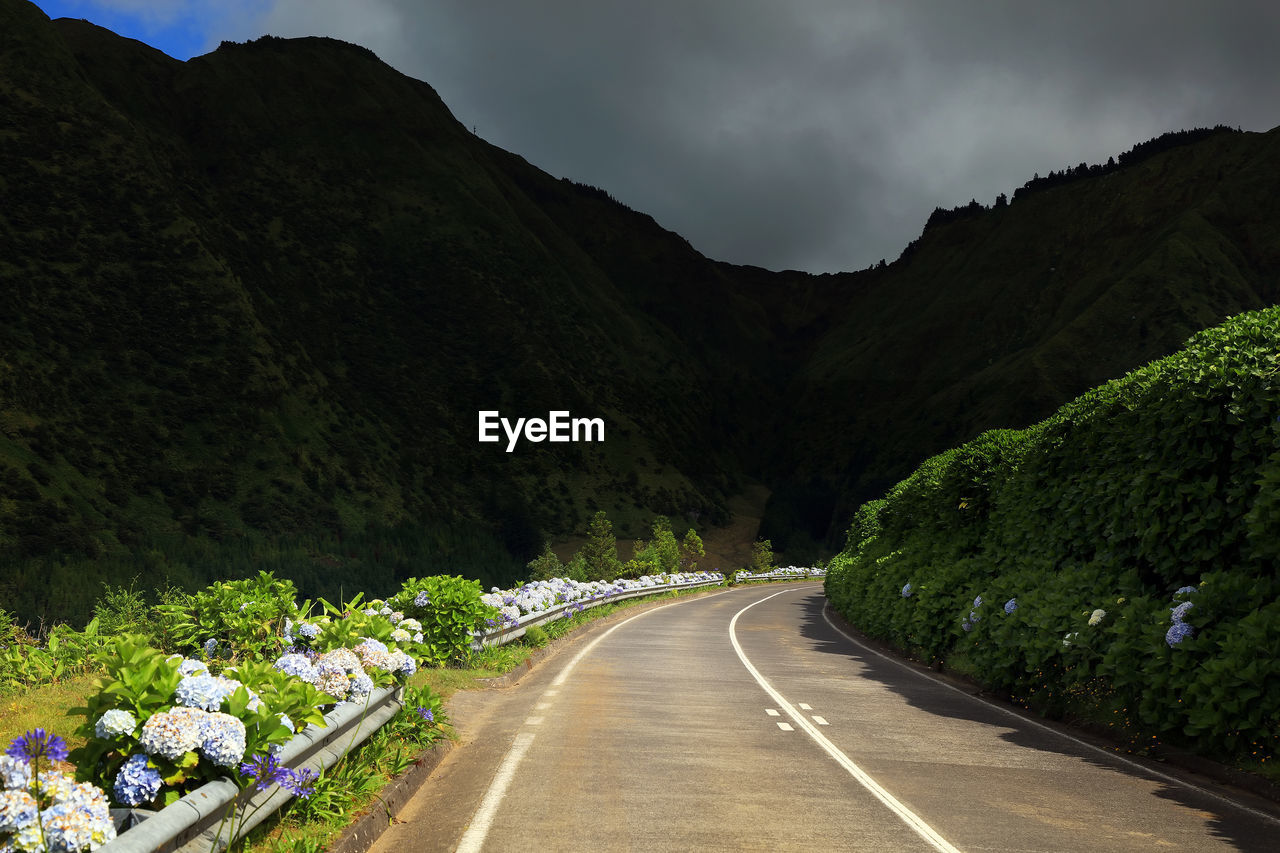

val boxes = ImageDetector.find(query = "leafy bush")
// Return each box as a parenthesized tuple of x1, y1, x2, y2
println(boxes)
(825, 306, 1280, 762)
(388, 575, 499, 666)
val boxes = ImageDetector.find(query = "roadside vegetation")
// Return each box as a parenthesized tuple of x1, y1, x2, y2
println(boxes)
(825, 306, 1280, 780)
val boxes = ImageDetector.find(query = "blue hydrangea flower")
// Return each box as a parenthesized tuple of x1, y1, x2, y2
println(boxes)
(1174, 585, 1198, 597)
(973, 595, 983, 608)
(1166, 621, 1194, 647)
(113, 754, 163, 807)
(1004, 598, 1018, 614)
(0, 755, 31, 790)
(961, 618, 973, 632)
(203, 638, 219, 657)
(1170, 601, 1194, 623)
(199, 713, 247, 768)
(901, 583, 913, 598)
(95, 709, 138, 740)
(413, 591, 430, 608)
(177, 657, 211, 678)
(297, 622, 321, 640)
(274, 653, 318, 683)
(174, 674, 238, 712)
(350, 674, 375, 697)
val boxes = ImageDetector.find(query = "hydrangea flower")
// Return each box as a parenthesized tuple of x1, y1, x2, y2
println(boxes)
(349, 674, 375, 697)
(1088, 608, 1106, 626)
(414, 591, 431, 608)
(174, 674, 240, 712)
(961, 619, 973, 632)
(176, 657, 211, 678)
(1166, 621, 1194, 647)
(140, 707, 205, 761)
(399, 618, 422, 633)
(42, 791, 117, 851)
(390, 628, 411, 643)
(973, 595, 983, 608)
(274, 653, 318, 683)
(297, 622, 321, 640)
(94, 709, 138, 740)
(314, 663, 350, 699)
(901, 583, 913, 598)
(203, 638, 220, 657)
(113, 754, 163, 807)
(0, 788, 39, 832)
(1062, 631, 1079, 648)
(0, 755, 31, 790)
(413, 632, 423, 643)
(199, 713, 247, 768)
(1170, 601, 1194, 623)
(1174, 585, 1198, 597)
(1004, 598, 1018, 614)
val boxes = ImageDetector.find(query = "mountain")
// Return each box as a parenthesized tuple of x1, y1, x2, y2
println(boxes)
(1, 0, 1277, 624)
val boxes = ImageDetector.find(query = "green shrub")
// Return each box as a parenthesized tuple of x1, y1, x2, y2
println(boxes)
(825, 306, 1280, 762)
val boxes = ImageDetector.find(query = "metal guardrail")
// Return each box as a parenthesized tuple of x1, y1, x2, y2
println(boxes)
(472, 578, 724, 648)
(100, 685, 404, 852)
(735, 571, 826, 582)
(100, 578, 723, 851)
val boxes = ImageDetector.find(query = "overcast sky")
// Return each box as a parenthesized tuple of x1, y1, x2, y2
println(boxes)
(33, 0, 1280, 273)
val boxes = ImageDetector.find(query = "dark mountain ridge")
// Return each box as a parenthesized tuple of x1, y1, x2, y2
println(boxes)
(2, 0, 1277, 623)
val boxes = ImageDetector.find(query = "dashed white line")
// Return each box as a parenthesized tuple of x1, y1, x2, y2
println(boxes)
(535, 703, 552, 710)
(731, 590, 960, 853)
(812, 716, 829, 726)
(765, 708, 780, 717)
(525, 717, 544, 726)
(777, 722, 794, 731)
(799, 703, 812, 710)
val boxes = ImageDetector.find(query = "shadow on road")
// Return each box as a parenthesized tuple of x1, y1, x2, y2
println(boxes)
(788, 589, 1280, 853)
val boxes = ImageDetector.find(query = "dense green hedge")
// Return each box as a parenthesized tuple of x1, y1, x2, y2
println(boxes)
(826, 307, 1280, 761)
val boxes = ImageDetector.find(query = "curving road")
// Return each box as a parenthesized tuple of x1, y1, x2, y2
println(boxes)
(373, 584, 1280, 852)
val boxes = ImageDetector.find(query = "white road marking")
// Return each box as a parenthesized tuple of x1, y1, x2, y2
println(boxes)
(799, 703, 812, 710)
(731, 590, 961, 853)
(812, 716, 829, 726)
(455, 732, 536, 853)
(766, 708, 780, 717)
(819, 604, 1280, 829)
(525, 717, 544, 726)
(535, 703, 552, 710)
(459, 589, 733, 851)
(777, 722, 794, 731)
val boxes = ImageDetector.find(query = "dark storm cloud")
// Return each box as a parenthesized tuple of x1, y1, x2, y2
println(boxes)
(222, 1, 1280, 273)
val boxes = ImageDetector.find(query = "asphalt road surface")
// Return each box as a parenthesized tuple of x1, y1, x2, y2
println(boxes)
(372, 583, 1280, 851)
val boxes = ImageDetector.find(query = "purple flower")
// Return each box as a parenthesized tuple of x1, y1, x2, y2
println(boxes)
(239, 751, 288, 791)
(900, 583, 913, 598)
(282, 767, 318, 799)
(6, 728, 69, 764)
(1004, 598, 1018, 614)
(416, 707, 434, 723)
(1170, 601, 1194, 623)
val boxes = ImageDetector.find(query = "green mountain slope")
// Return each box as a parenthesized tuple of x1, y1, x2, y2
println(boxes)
(1, 0, 1277, 623)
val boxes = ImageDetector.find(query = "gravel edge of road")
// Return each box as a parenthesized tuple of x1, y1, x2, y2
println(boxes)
(820, 600, 1280, 809)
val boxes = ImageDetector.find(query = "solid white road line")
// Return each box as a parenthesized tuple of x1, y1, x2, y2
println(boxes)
(819, 603, 1280, 829)
(731, 590, 961, 853)
(455, 732, 536, 853)
(458, 589, 733, 851)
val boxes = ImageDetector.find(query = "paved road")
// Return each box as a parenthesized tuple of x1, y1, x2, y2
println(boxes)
(373, 584, 1280, 851)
